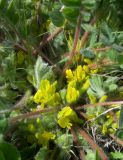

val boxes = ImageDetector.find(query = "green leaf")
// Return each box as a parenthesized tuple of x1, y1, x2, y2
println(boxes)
(116, 129, 123, 139)
(0, 141, 21, 160)
(50, 9, 65, 27)
(0, 118, 8, 134)
(108, 84, 118, 92)
(108, 50, 117, 62)
(20, 145, 37, 160)
(112, 44, 123, 52)
(0, 134, 4, 142)
(95, 150, 101, 160)
(60, 0, 81, 7)
(0, 0, 7, 9)
(1, 53, 16, 84)
(80, 49, 95, 59)
(62, 7, 79, 18)
(82, 23, 95, 32)
(81, 11, 91, 22)
(59, 89, 67, 105)
(55, 134, 73, 150)
(0, 150, 5, 160)
(89, 31, 97, 47)
(110, 152, 123, 159)
(34, 56, 55, 89)
(117, 54, 123, 64)
(85, 150, 101, 160)
(82, 0, 96, 10)
(6, 0, 19, 24)
(35, 147, 48, 160)
(62, 6, 79, 23)
(120, 64, 123, 69)
(119, 106, 123, 129)
(88, 76, 105, 98)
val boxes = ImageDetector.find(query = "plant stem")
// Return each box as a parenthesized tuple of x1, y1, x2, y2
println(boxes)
(76, 101, 123, 110)
(92, 46, 111, 52)
(90, 106, 121, 122)
(39, 27, 63, 49)
(80, 17, 96, 48)
(9, 107, 59, 124)
(71, 128, 85, 160)
(14, 44, 27, 53)
(63, 15, 82, 72)
(110, 134, 123, 146)
(77, 126, 108, 160)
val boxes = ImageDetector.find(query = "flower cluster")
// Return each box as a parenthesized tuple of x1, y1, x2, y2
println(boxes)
(102, 111, 119, 135)
(86, 93, 119, 135)
(30, 60, 98, 145)
(57, 106, 80, 129)
(65, 60, 96, 104)
(34, 80, 61, 108)
(27, 119, 56, 146)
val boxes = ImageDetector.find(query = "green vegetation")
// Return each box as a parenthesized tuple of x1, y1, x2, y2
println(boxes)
(0, 0, 123, 159)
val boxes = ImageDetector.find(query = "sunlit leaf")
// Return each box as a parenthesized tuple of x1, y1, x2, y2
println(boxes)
(34, 56, 55, 89)
(110, 152, 123, 159)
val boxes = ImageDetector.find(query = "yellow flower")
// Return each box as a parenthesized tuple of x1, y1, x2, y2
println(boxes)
(33, 80, 61, 107)
(36, 131, 56, 146)
(80, 79, 90, 94)
(91, 69, 98, 74)
(116, 111, 120, 118)
(57, 106, 79, 129)
(66, 85, 79, 104)
(67, 80, 76, 87)
(48, 93, 61, 106)
(84, 58, 92, 64)
(58, 106, 74, 118)
(27, 124, 36, 133)
(99, 95, 107, 102)
(58, 117, 72, 129)
(102, 125, 108, 135)
(88, 94, 97, 104)
(39, 80, 56, 95)
(42, 131, 56, 140)
(66, 69, 74, 82)
(83, 65, 90, 73)
(34, 89, 43, 104)
(74, 65, 86, 82)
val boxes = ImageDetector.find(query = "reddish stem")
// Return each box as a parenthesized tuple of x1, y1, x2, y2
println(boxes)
(77, 126, 108, 160)
(9, 107, 59, 124)
(76, 101, 123, 110)
(80, 17, 96, 48)
(40, 28, 63, 49)
(92, 46, 111, 52)
(63, 15, 82, 72)
(71, 128, 85, 160)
